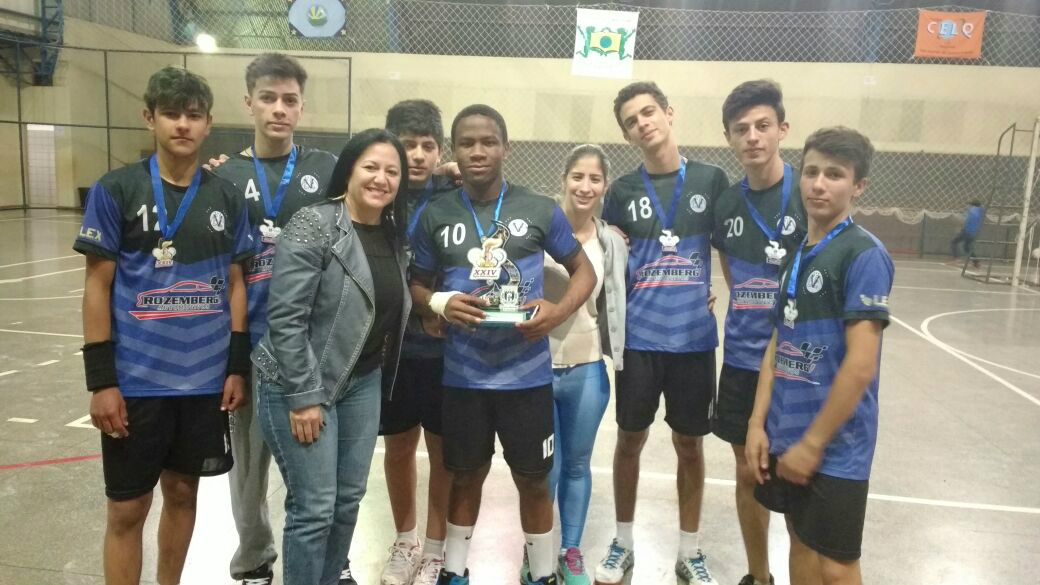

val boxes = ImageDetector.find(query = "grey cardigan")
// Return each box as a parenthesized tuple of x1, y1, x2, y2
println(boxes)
(595, 217, 629, 370)
(251, 200, 411, 411)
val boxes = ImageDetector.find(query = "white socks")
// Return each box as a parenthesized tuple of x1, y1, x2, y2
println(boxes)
(524, 531, 555, 580)
(396, 527, 418, 546)
(678, 529, 701, 558)
(444, 522, 473, 575)
(615, 521, 635, 549)
(423, 537, 445, 560)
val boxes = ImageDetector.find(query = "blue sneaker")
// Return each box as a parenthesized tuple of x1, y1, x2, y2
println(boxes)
(674, 550, 718, 584)
(594, 539, 633, 584)
(436, 568, 469, 585)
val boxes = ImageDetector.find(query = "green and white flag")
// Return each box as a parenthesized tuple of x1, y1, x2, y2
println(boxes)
(572, 8, 639, 79)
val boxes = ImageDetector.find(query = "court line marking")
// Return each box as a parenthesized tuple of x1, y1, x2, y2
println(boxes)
(34, 360, 59, 367)
(920, 308, 1040, 381)
(0, 370, 17, 378)
(0, 267, 84, 284)
(65, 415, 93, 429)
(0, 454, 100, 471)
(0, 295, 82, 300)
(0, 328, 81, 338)
(0, 215, 81, 223)
(891, 285, 1035, 296)
(378, 447, 1040, 515)
(0, 255, 81, 270)
(890, 314, 1040, 408)
(7, 418, 37, 424)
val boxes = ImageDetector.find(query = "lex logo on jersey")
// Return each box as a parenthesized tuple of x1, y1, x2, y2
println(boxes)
(79, 226, 103, 242)
(300, 175, 320, 194)
(689, 194, 707, 213)
(806, 269, 824, 293)
(781, 215, 797, 236)
(860, 294, 889, 308)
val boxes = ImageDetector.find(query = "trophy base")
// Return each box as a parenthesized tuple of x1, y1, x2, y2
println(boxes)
(479, 309, 529, 328)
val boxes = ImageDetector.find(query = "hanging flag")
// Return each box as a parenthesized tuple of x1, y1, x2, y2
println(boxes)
(572, 8, 639, 79)
(914, 10, 987, 60)
(288, 0, 348, 38)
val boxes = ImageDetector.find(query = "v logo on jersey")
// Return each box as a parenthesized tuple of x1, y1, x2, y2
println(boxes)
(806, 269, 824, 294)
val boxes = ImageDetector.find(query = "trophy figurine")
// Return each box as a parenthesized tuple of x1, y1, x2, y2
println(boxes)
(467, 222, 530, 326)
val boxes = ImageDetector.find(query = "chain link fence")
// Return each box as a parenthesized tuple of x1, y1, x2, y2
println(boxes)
(10, 2, 1040, 254)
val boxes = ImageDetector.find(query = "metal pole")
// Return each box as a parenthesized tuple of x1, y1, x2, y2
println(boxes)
(1012, 117, 1040, 288)
(15, 42, 27, 209)
(104, 50, 111, 171)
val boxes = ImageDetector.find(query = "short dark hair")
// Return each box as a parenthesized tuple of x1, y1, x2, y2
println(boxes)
(613, 81, 669, 130)
(386, 100, 444, 146)
(563, 144, 610, 181)
(245, 53, 308, 94)
(325, 128, 409, 241)
(144, 66, 213, 115)
(722, 79, 785, 132)
(802, 126, 875, 182)
(451, 104, 508, 146)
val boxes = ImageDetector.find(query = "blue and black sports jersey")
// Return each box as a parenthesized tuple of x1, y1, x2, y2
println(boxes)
(711, 172, 807, 371)
(411, 183, 581, 390)
(769, 223, 894, 480)
(73, 160, 255, 398)
(213, 146, 337, 346)
(603, 159, 729, 353)
(402, 175, 459, 360)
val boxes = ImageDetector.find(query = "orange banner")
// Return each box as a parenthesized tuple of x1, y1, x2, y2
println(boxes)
(915, 10, 987, 59)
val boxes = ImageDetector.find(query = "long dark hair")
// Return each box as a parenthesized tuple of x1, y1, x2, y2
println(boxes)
(326, 128, 409, 242)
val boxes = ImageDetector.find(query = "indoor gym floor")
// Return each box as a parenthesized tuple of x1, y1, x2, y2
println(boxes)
(0, 209, 1037, 585)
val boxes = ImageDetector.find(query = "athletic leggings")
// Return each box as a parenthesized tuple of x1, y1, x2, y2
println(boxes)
(548, 359, 610, 549)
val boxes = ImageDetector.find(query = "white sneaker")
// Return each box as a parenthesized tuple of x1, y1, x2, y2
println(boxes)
(594, 539, 634, 584)
(381, 539, 423, 585)
(411, 555, 443, 585)
(674, 550, 718, 584)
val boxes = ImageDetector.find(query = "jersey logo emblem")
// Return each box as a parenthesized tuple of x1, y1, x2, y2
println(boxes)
(806, 269, 824, 293)
(210, 211, 226, 232)
(732, 278, 778, 310)
(246, 246, 277, 284)
(689, 194, 707, 213)
(781, 215, 797, 235)
(507, 219, 529, 237)
(300, 174, 320, 194)
(633, 252, 703, 289)
(130, 278, 225, 320)
(774, 341, 828, 385)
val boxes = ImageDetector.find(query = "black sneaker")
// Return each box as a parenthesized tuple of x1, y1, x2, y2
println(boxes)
(339, 559, 358, 585)
(737, 574, 774, 585)
(437, 567, 470, 584)
(241, 564, 274, 585)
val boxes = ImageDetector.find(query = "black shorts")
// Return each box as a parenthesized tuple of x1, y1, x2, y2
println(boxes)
(754, 456, 869, 561)
(380, 357, 444, 436)
(441, 385, 554, 477)
(101, 393, 233, 501)
(712, 364, 760, 445)
(615, 349, 715, 436)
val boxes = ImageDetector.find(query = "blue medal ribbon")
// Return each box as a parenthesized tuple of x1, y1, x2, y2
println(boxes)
(786, 217, 854, 301)
(639, 157, 687, 231)
(252, 144, 298, 221)
(149, 154, 202, 243)
(460, 181, 508, 241)
(741, 163, 792, 243)
(406, 179, 435, 240)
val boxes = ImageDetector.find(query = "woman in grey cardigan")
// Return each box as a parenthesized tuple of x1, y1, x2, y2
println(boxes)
(251, 129, 412, 585)
(543, 144, 628, 585)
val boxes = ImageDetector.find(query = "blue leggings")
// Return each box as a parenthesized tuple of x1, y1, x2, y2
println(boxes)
(548, 360, 610, 549)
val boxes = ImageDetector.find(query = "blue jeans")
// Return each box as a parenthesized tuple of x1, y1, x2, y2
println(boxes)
(548, 360, 610, 549)
(258, 368, 381, 585)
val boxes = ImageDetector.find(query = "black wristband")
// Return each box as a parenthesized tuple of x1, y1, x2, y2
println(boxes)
(227, 331, 252, 377)
(82, 340, 118, 392)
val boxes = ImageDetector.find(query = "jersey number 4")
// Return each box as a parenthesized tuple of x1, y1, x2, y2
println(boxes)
(244, 179, 260, 202)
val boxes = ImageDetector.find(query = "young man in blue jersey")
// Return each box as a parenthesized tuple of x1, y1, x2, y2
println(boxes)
(711, 80, 808, 585)
(595, 82, 728, 585)
(409, 104, 596, 585)
(75, 67, 253, 585)
(746, 127, 894, 585)
(378, 99, 458, 585)
(211, 53, 339, 585)
(951, 199, 983, 268)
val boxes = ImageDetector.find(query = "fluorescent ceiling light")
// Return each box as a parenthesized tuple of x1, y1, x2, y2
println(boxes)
(195, 33, 217, 53)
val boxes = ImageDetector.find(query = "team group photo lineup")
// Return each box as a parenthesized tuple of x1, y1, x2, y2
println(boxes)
(69, 48, 899, 585)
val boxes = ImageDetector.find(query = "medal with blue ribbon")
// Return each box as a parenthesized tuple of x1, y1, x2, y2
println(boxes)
(149, 155, 202, 268)
(741, 163, 793, 265)
(461, 181, 508, 282)
(253, 144, 298, 244)
(639, 157, 687, 255)
(783, 217, 853, 328)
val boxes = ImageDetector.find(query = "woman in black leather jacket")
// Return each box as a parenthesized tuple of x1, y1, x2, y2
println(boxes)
(252, 128, 412, 585)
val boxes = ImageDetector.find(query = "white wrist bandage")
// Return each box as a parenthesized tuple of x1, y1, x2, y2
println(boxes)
(429, 291, 462, 317)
